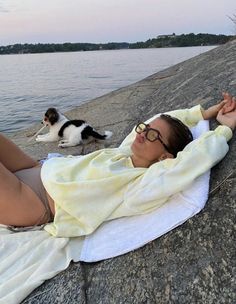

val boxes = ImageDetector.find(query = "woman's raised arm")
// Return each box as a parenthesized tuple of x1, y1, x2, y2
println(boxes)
(123, 124, 232, 215)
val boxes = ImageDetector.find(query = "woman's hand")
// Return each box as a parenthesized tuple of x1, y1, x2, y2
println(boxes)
(221, 92, 236, 114)
(216, 97, 236, 131)
(201, 92, 236, 120)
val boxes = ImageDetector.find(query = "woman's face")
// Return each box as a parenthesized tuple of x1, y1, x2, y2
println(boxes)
(131, 117, 173, 168)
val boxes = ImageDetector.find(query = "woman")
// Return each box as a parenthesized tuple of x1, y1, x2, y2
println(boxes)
(0, 93, 235, 237)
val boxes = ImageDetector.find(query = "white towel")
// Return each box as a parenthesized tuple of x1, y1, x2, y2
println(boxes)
(0, 120, 209, 304)
(80, 120, 210, 261)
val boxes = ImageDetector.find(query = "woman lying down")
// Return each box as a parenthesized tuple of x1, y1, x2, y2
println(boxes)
(0, 93, 235, 237)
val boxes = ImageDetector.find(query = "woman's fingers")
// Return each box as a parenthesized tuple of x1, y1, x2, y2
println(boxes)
(221, 92, 236, 114)
(222, 98, 236, 114)
(222, 92, 232, 102)
(217, 108, 224, 118)
(232, 97, 236, 110)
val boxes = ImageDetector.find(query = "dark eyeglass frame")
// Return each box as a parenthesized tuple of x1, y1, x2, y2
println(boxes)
(135, 122, 170, 152)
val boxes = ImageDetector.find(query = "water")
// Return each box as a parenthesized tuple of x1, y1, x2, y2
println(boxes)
(0, 46, 216, 134)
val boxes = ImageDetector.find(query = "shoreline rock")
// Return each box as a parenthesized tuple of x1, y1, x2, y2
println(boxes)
(17, 38, 236, 303)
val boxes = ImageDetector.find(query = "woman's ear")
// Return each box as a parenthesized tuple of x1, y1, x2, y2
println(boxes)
(158, 152, 174, 161)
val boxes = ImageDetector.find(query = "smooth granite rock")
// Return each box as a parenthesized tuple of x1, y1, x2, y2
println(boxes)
(16, 39, 236, 304)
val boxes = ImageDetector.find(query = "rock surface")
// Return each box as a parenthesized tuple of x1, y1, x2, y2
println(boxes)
(15, 39, 236, 303)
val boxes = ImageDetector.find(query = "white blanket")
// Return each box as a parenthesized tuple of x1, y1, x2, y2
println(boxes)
(0, 121, 210, 304)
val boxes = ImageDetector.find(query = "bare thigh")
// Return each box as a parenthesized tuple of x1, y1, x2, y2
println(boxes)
(0, 132, 38, 172)
(0, 162, 47, 227)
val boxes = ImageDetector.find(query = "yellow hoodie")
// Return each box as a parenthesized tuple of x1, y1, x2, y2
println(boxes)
(42, 105, 232, 237)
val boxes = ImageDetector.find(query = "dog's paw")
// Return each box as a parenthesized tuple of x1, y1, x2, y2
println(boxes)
(58, 142, 67, 148)
(58, 140, 79, 148)
(35, 135, 42, 142)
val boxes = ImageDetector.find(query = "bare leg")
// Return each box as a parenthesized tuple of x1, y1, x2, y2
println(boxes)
(0, 161, 48, 227)
(0, 133, 38, 172)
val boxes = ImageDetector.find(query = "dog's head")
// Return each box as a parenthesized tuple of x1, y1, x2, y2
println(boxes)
(43, 108, 59, 126)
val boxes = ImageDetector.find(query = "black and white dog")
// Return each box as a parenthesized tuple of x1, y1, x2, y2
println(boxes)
(36, 108, 112, 147)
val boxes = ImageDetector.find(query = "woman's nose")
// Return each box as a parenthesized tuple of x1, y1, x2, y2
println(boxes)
(138, 131, 146, 141)
(140, 130, 146, 137)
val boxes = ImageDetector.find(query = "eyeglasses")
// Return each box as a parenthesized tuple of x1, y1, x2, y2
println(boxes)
(135, 122, 170, 151)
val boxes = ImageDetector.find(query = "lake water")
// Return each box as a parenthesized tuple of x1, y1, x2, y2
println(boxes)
(0, 46, 216, 134)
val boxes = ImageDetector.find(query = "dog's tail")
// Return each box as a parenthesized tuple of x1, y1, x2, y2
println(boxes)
(83, 126, 112, 140)
(91, 129, 113, 140)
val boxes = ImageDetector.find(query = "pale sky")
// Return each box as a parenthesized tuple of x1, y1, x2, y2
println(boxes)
(0, 0, 235, 46)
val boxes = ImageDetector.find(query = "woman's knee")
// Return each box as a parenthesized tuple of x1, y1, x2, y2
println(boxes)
(0, 171, 47, 227)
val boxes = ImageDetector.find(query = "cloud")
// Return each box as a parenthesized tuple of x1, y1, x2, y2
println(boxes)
(0, 6, 9, 13)
(0, 1, 10, 13)
(0, 0, 20, 13)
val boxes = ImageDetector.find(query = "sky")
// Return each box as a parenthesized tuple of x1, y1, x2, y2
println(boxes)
(0, 0, 235, 46)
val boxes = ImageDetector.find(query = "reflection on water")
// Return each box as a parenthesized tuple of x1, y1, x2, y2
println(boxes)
(0, 46, 216, 133)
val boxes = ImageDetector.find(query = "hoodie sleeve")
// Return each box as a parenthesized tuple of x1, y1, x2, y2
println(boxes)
(120, 125, 232, 214)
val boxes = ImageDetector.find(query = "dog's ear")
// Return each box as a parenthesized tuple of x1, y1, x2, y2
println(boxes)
(46, 108, 59, 125)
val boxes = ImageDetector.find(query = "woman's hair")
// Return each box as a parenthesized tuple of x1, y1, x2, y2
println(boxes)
(160, 114, 193, 157)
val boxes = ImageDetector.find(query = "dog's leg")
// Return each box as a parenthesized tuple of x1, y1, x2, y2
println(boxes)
(58, 139, 69, 144)
(36, 133, 58, 142)
(58, 142, 75, 148)
(36, 134, 48, 140)
(58, 139, 81, 148)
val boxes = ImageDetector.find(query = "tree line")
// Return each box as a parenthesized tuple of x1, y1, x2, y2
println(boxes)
(0, 33, 234, 55)
(130, 33, 233, 48)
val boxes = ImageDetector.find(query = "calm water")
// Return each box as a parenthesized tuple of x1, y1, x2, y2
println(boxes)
(0, 46, 216, 133)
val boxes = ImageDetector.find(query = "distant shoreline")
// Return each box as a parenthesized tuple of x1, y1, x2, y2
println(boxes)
(0, 33, 234, 55)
